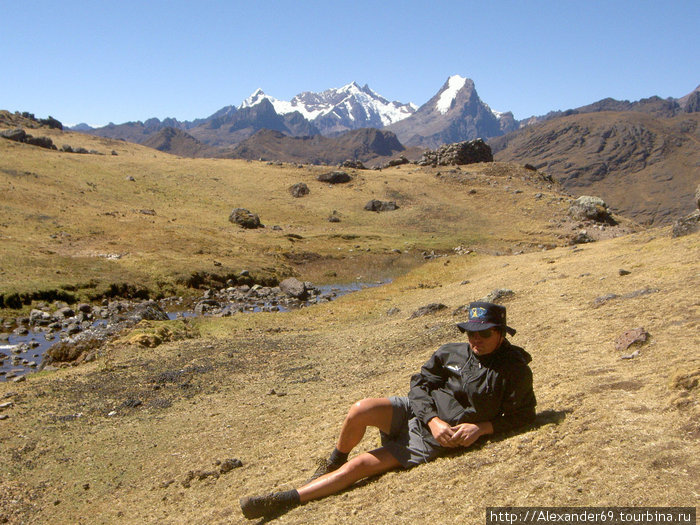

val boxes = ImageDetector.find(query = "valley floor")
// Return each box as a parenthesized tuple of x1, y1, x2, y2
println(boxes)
(1, 228, 698, 524)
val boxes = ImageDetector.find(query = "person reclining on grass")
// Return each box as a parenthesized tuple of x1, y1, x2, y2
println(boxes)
(240, 301, 536, 519)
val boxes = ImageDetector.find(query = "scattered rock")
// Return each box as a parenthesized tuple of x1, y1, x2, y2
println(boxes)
(364, 200, 398, 212)
(568, 196, 615, 224)
(409, 303, 447, 319)
(279, 277, 308, 299)
(614, 327, 650, 352)
(219, 458, 243, 474)
(570, 231, 595, 244)
(479, 289, 515, 303)
(418, 139, 493, 166)
(318, 171, 351, 184)
(129, 301, 169, 322)
(228, 208, 262, 229)
(671, 210, 699, 238)
(452, 304, 470, 317)
(386, 307, 400, 316)
(621, 350, 640, 360)
(383, 156, 410, 168)
(289, 182, 310, 198)
(341, 159, 366, 169)
(592, 287, 659, 308)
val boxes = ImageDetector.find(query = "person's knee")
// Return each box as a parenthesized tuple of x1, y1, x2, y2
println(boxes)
(347, 398, 374, 421)
(340, 453, 378, 477)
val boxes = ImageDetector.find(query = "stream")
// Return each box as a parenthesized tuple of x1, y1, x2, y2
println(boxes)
(0, 281, 384, 382)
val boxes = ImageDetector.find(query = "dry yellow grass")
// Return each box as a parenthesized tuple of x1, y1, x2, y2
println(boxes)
(1, 226, 697, 523)
(1, 127, 603, 308)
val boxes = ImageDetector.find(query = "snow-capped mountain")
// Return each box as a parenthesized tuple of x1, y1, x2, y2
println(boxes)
(385, 74, 518, 148)
(72, 75, 518, 148)
(239, 82, 416, 135)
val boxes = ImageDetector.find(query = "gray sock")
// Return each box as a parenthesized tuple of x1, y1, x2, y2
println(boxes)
(328, 448, 348, 465)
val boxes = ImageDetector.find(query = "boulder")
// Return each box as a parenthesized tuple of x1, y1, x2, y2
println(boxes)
(129, 301, 169, 322)
(341, 160, 366, 170)
(409, 303, 447, 319)
(614, 327, 650, 352)
(479, 289, 515, 304)
(228, 208, 262, 229)
(570, 230, 595, 244)
(568, 196, 615, 223)
(364, 200, 399, 212)
(317, 171, 351, 184)
(289, 182, 310, 198)
(24, 136, 57, 150)
(1, 128, 27, 142)
(418, 139, 493, 166)
(279, 277, 307, 299)
(384, 156, 410, 168)
(671, 210, 700, 238)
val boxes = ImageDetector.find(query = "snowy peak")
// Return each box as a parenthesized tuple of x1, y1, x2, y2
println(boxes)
(435, 75, 469, 114)
(241, 89, 277, 109)
(238, 82, 416, 134)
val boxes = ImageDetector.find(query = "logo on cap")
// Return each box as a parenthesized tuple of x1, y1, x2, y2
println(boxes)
(470, 307, 487, 319)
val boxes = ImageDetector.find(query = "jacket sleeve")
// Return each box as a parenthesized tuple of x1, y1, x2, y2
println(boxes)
(491, 363, 536, 434)
(408, 347, 447, 426)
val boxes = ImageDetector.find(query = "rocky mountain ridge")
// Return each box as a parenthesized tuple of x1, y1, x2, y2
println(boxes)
(71, 78, 698, 155)
(70, 75, 514, 147)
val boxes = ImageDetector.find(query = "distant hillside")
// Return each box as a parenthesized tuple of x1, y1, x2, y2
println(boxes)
(491, 112, 700, 224)
(229, 127, 417, 165)
(141, 127, 217, 157)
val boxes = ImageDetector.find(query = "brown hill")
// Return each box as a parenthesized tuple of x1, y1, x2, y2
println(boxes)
(491, 112, 700, 225)
(141, 127, 217, 157)
(229, 127, 419, 165)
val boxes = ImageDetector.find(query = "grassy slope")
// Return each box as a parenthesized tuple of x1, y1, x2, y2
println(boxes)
(0, 228, 698, 524)
(1, 126, 696, 523)
(1, 128, 582, 307)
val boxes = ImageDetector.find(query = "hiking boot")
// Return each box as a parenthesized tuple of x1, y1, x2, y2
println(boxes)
(240, 492, 297, 519)
(305, 458, 344, 484)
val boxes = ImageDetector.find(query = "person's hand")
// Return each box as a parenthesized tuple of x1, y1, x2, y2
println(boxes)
(448, 421, 493, 448)
(428, 417, 458, 447)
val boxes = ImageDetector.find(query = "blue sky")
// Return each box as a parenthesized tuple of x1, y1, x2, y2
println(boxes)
(2, 0, 698, 126)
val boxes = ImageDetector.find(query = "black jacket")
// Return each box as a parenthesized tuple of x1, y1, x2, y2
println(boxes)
(408, 340, 536, 437)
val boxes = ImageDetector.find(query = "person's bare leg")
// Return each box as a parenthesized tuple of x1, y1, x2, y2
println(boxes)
(335, 397, 394, 453)
(297, 447, 401, 503)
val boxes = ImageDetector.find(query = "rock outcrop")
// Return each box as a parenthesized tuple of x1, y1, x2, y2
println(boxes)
(418, 139, 493, 166)
(1, 128, 56, 150)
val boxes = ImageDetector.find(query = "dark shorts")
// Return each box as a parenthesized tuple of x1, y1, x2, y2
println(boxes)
(380, 396, 446, 468)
